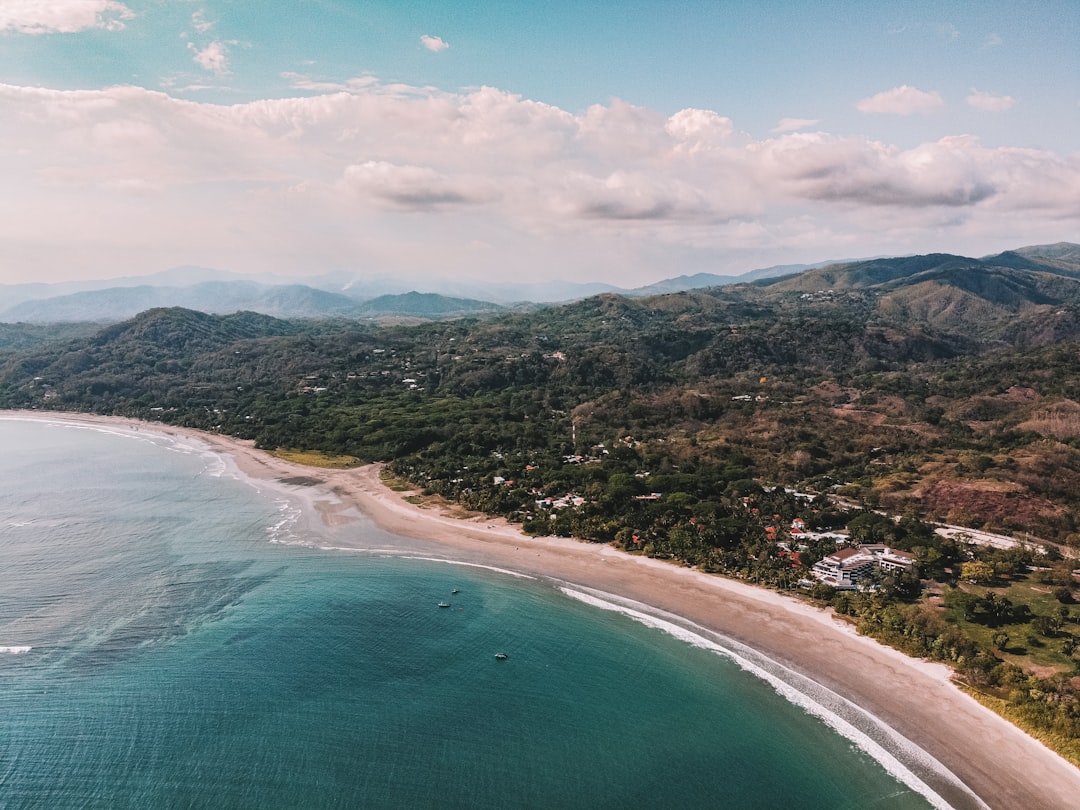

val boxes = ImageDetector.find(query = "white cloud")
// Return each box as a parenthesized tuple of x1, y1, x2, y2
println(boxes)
(665, 108, 735, 143)
(752, 133, 999, 207)
(192, 9, 213, 34)
(420, 34, 448, 52)
(189, 41, 229, 76)
(966, 90, 1016, 112)
(770, 118, 818, 134)
(856, 85, 945, 115)
(547, 170, 712, 221)
(0, 0, 134, 34)
(341, 161, 489, 210)
(0, 79, 1075, 284)
(982, 32, 1003, 49)
(281, 72, 380, 94)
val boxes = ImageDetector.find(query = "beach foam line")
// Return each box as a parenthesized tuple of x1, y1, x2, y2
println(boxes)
(307, 544, 539, 581)
(0, 413, 155, 443)
(0, 646, 32, 654)
(315, 545, 416, 555)
(394, 555, 537, 580)
(0, 413, 229, 476)
(558, 584, 988, 810)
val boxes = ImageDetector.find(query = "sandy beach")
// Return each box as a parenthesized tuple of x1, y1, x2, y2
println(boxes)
(8, 411, 1080, 809)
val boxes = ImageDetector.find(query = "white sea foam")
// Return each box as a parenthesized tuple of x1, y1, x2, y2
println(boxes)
(0, 414, 227, 474)
(307, 545, 538, 580)
(265, 498, 306, 546)
(401, 556, 536, 580)
(2, 415, 149, 443)
(558, 585, 987, 810)
(315, 545, 412, 555)
(0, 645, 32, 654)
(194, 448, 228, 478)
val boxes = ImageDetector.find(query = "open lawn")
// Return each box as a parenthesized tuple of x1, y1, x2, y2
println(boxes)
(944, 577, 1079, 672)
(270, 448, 361, 468)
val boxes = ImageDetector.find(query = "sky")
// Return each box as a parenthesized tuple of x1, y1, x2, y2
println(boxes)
(0, 0, 1077, 287)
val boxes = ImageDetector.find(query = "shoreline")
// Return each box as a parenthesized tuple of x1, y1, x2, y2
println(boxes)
(7, 411, 1080, 809)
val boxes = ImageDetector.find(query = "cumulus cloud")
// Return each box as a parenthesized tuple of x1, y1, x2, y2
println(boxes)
(281, 73, 380, 94)
(341, 161, 488, 210)
(0, 0, 134, 34)
(770, 118, 818, 134)
(192, 9, 213, 34)
(983, 32, 1003, 49)
(966, 90, 1016, 112)
(856, 85, 944, 115)
(0, 78, 1075, 283)
(420, 34, 448, 52)
(548, 170, 712, 221)
(189, 41, 229, 75)
(753, 133, 998, 207)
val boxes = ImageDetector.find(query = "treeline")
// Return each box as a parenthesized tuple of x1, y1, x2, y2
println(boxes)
(2, 298, 1080, 541)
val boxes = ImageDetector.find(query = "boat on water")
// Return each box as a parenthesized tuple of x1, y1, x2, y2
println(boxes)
(494, 653, 508, 660)
(451, 588, 459, 594)
(438, 602, 451, 608)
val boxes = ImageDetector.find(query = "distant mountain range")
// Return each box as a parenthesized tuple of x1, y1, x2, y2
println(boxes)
(0, 282, 509, 324)
(754, 242, 1080, 347)
(1, 244, 1078, 324)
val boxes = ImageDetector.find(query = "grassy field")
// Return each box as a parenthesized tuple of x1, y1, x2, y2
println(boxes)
(945, 578, 1078, 672)
(270, 448, 361, 468)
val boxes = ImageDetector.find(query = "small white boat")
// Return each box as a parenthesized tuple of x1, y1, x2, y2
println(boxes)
(438, 602, 450, 608)
(494, 652, 508, 660)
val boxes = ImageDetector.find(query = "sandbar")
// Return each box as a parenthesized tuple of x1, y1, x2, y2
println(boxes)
(7, 411, 1080, 809)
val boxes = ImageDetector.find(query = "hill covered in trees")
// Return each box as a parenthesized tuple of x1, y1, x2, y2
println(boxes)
(5, 245, 1080, 544)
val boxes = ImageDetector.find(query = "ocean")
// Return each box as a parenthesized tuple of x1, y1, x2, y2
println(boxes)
(0, 417, 959, 808)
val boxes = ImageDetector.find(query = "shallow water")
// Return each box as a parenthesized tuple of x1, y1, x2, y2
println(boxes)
(0, 418, 945, 808)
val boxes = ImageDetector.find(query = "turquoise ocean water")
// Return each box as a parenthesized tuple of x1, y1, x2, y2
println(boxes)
(0, 417, 967, 808)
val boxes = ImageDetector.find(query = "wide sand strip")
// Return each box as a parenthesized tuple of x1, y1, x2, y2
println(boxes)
(8, 411, 1080, 809)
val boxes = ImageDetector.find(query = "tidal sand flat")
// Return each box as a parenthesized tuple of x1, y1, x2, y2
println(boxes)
(2, 413, 1079, 808)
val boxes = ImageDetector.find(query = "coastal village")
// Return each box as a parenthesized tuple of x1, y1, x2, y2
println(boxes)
(477, 443, 931, 594)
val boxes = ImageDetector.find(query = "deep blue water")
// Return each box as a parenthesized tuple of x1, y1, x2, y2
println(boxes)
(0, 417, 948, 808)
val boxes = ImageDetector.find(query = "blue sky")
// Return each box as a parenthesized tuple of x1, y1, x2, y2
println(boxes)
(0, 0, 1077, 286)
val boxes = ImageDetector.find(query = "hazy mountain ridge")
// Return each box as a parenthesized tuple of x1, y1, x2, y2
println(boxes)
(0, 255, 872, 322)
(0, 282, 358, 323)
(625, 257, 875, 296)
(0, 271, 620, 317)
(3, 242, 1077, 326)
(0, 281, 505, 324)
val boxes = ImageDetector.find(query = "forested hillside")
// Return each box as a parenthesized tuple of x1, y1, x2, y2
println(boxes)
(5, 248, 1080, 544)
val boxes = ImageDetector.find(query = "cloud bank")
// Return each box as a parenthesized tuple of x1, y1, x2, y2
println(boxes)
(0, 79, 1074, 282)
(0, 0, 134, 35)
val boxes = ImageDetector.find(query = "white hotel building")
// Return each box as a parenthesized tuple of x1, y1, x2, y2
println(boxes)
(811, 545, 915, 590)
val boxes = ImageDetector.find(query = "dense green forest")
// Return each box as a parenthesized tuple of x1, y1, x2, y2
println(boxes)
(2, 246, 1080, 758)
